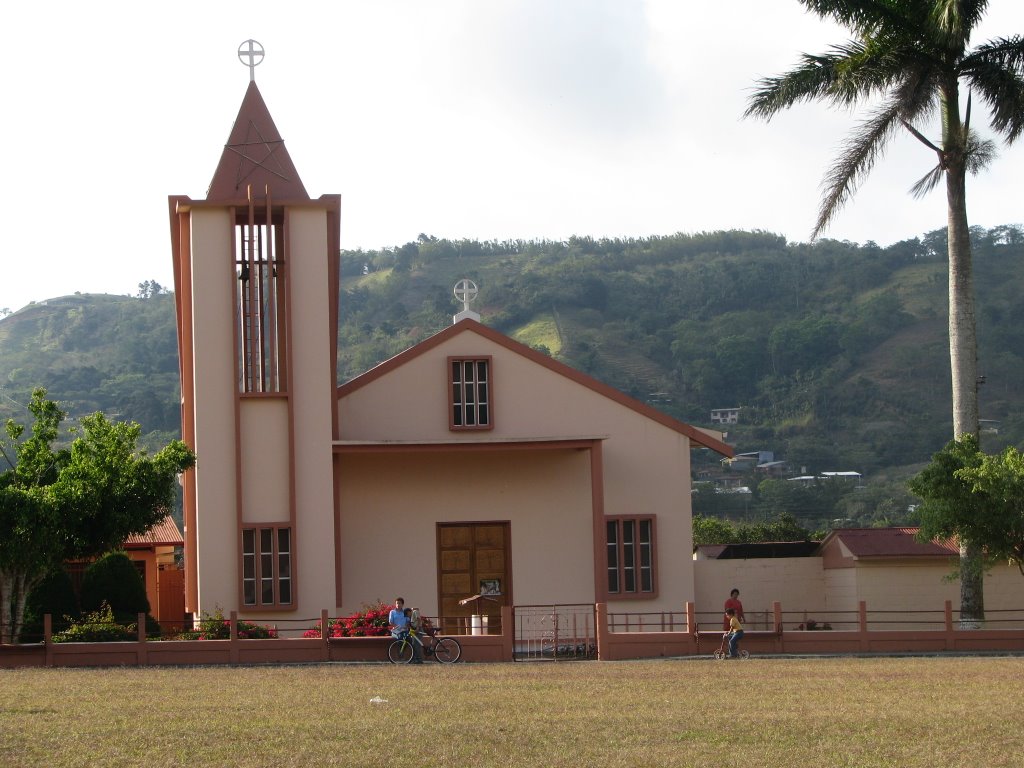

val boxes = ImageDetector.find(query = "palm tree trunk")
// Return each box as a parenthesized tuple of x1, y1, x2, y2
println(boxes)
(946, 149, 984, 626)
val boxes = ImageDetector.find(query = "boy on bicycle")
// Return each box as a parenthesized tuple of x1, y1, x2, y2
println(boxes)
(724, 607, 744, 658)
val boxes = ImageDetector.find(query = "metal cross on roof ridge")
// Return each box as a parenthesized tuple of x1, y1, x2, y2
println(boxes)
(454, 279, 479, 312)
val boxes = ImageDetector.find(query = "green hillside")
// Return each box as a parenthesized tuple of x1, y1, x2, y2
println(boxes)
(2, 225, 1022, 529)
(339, 227, 1024, 469)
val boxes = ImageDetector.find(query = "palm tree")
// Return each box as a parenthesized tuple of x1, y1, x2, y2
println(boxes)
(745, 0, 1024, 624)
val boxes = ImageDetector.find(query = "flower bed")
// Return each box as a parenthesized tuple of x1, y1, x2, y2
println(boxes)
(304, 601, 393, 638)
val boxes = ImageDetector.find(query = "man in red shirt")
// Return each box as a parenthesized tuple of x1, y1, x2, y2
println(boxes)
(723, 588, 745, 630)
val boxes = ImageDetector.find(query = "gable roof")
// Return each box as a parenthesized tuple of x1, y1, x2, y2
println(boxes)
(337, 318, 733, 456)
(820, 527, 958, 558)
(124, 515, 184, 549)
(206, 81, 308, 202)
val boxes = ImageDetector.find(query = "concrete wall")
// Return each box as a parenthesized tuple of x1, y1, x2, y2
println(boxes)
(851, 561, 1024, 628)
(694, 558, 825, 629)
(697, 557, 1024, 630)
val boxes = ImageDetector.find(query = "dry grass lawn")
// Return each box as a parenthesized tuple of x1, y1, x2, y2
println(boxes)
(1, 657, 1021, 767)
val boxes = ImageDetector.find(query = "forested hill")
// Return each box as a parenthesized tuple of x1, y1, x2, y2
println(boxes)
(2, 225, 1022, 484)
(340, 225, 1024, 477)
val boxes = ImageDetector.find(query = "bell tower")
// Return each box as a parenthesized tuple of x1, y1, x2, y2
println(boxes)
(169, 43, 340, 619)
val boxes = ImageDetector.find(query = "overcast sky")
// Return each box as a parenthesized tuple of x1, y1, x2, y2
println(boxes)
(1, 0, 1021, 313)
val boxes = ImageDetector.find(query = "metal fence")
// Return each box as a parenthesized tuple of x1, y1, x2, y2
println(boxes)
(606, 610, 688, 633)
(513, 604, 596, 661)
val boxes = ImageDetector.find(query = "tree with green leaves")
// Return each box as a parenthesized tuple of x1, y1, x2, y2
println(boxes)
(958, 445, 1024, 575)
(911, 434, 1024, 576)
(746, 0, 1024, 623)
(0, 389, 194, 644)
(692, 512, 813, 546)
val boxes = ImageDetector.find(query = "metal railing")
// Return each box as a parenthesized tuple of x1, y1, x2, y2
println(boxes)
(513, 604, 596, 661)
(606, 611, 688, 633)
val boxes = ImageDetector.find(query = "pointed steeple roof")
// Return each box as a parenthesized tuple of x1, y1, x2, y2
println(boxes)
(207, 81, 309, 201)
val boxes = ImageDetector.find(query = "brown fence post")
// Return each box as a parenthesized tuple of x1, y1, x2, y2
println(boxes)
(772, 601, 783, 652)
(501, 605, 514, 661)
(944, 600, 954, 650)
(595, 603, 610, 661)
(685, 602, 697, 655)
(229, 610, 239, 664)
(859, 601, 869, 651)
(44, 614, 53, 668)
(137, 612, 147, 666)
(321, 609, 330, 661)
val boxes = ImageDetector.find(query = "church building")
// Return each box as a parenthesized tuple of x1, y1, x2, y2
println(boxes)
(168, 72, 731, 629)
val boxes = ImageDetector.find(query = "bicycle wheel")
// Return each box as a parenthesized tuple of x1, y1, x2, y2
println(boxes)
(433, 637, 461, 663)
(713, 650, 726, 660)
(739, 649, 750, 660)
(388, 640, 414, 664)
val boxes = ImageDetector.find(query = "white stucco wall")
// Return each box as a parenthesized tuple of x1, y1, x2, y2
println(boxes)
(337, 449, 594, 615)
(189, 208, 239, 612)
(239, 398, 290, 524)
(284, 208, 337, 617)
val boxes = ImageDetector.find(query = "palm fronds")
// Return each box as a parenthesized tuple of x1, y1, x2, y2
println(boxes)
(909, 163, 946, 199)
(746, 0, 1023, 239)
(962, 37, 1024, 141)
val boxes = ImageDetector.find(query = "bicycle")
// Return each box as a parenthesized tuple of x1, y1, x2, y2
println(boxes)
(713, 631, 749, 660)
(388, 625, 462, 664)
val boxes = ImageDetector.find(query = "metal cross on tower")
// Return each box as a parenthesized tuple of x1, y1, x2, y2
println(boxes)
(238, 39, 265, 82)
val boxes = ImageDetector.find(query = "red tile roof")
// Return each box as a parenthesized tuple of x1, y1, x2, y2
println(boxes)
(124, 515, 183, 548)
(825, 527, 958, 558)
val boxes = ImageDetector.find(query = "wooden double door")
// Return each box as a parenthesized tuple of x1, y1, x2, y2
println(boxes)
(437, 522, 510, 634)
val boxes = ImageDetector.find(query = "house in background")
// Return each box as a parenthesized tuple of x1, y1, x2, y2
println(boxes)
(710, 407, 740, 425)
(66, 515, 185, 629)
(124, 515, 185, 629)
(694, 527, 1022, 629)
(168, 77, 732, 629)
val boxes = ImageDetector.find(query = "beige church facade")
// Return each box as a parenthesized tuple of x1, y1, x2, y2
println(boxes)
(169, 80, 732, 628)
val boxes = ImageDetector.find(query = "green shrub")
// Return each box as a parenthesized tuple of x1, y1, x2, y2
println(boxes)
(22, 568, 80, 641)
(52, 603, 136, 643)
(80, 552, 160, 635)
(175, 607, 278, 640)
(80, 552, 150, 618)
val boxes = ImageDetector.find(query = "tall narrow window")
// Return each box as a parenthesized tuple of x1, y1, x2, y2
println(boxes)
(606, 516, 656, 597)
(449, 357, 492, 430)
(241, 525, 293, 607)
(236, 211, 287, 393)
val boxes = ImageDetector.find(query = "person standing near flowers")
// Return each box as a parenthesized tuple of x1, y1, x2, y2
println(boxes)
(388, 597, 409, 637)
(388, 596, 423, 663)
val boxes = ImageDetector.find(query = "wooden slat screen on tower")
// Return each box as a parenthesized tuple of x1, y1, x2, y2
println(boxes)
(235, 199, 286, 393)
